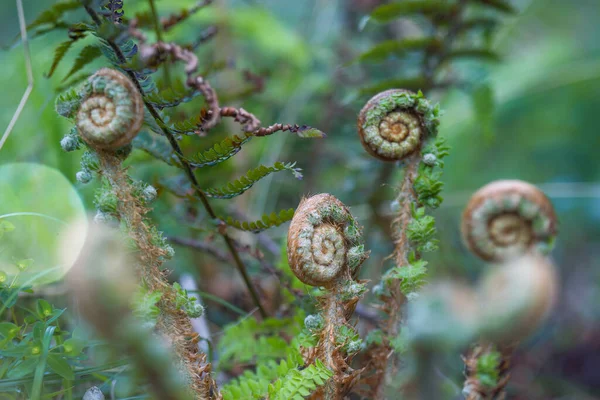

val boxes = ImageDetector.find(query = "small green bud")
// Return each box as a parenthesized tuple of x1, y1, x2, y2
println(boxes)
(60, 134, 80, 152)
(422, 153, 437, 166)
(304, 314, 324, 331)
(0, 271, 7, 284)
(76, 170, 93, 184)
(81, 151, 100, 172)
(185, 303, 204, 319)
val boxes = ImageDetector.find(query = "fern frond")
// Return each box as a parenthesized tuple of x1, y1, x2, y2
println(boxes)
(383, 260, 429, 295)
(222, 357, 296, 400)
(357, 37, 440, 63)
(268, 359, 333, 400)
(188, 133, 253, 167)
(218, 313, 305, 369)
(28, 1, 81, 31)
(204, 163, 302, 199)
(170, 114, 204, 135)
(96, 37, 138, 66)
(55, 86, 81, 118)
(63, 45, 102, 81)
(145, 80, 200, 109)
(225, 209, 295, 233)
(471, 0, 517, 14)
(47, 38, 82, 78)
(439, 48, 501, 66)
(370, 1, 453, 23)
(132, 131, 182, 168)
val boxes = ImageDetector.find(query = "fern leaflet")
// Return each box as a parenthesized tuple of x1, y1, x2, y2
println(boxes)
(225, 209, 295, 233)
(203, 163, 302, 199)
(63, 45, 102, 81)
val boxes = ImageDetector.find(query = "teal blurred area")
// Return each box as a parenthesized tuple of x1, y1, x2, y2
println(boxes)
(1, 0, 599, 398)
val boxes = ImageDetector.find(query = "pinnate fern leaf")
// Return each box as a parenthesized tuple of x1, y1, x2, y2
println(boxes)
(28, 1, 81, 31)
(63, 45, 102, 81)
(472, 0, 517, 14)
(132, 131, 182, 168)
(370, 1, 453, 23)
(188, 133, 253, 168)
(225, 209, 295, 233)
(145, 80, 200, 109)
(357, 37, 440, 63)
(204, 163, 302, 199)
(268, 359, 333, 400)
(47, 38, 81, 78)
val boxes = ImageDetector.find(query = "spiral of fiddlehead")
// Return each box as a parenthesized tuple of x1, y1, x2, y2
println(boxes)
(76, 68, 144, 150)
(287, 193, 367, 287)
(357, 89, 441, 162)
(461, 180, 557, 262)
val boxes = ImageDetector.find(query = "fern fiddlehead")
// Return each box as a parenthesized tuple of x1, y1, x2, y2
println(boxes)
(357, 89, 435, 162)
(357, 89, 442, 398)
(287, 194, 369, 399)
(58, 69, 218, 399)
(76, 68, 144, 150)
(461, 181, 558, 400)
(461, 180, 557, 262)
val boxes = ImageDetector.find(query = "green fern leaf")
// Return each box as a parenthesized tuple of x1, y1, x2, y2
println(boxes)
(47, 38, 82, 78)
(55, 86, 81, 118)
(145, 80, 201, 109)
(268, 359, 333, 400)
(225, 208, 295, 233)
(204, 163, 302, 199)
(471, 0, 517, 14)
(218, 313, 305, 369)
(439, 48, 501, 66)
(132, 131, 182, 168)
(370, 1, 453, 23)
(357, 37, 440, 63)
(169, 114, 204, 135)
(63, 45, 102, 81)
(28, 1, 81, 31)
(188, 133, 254, 168)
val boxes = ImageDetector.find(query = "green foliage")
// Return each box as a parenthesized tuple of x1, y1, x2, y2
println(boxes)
(225, 208, 295, 233)
(370, 1, 453, 23)
(218, 311, 305, 370)
(63, 45, 102, 81)
(414, 136, 450, 208)
(188, 133, 254, 168)
(222, 352, 303, 400)
(145, 80, 200, 109)
(476, 350, 502, 388)
(27, 1, 82, 31)
(268, 359, 333, 400)
(471, 83, 496, 140)
(383, 260, 428, 295)
(172, 283, 204, 319)
(47, 38, 83, 78)
(132, 130, 182, 168)
(406, 205, 438, 253)
(357, 37, 440, 63)
(471, 0, 517, 14)
(204, 163, 303, 199)
(132, 286, 162, 326)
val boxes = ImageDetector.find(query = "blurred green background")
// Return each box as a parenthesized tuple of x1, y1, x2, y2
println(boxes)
(1, 0, 599, 398)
